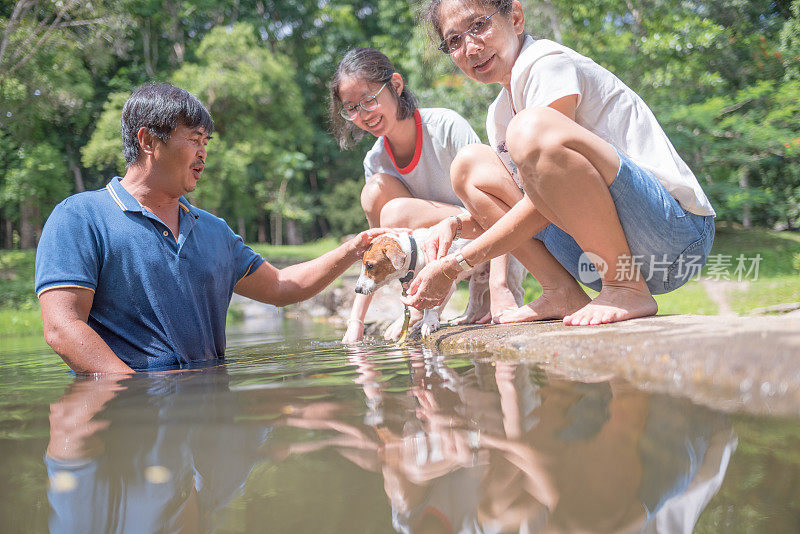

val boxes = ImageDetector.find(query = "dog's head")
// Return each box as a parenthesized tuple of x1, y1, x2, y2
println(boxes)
(354, 235, 408, 295)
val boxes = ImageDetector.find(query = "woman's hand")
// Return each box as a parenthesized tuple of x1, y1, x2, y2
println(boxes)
(421, 217, 458, 263)
(400, 259, 455, 309)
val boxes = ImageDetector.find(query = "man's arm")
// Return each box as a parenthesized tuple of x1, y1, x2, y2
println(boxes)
(39, 288, 134, 374)
(234, 228, 390, 307)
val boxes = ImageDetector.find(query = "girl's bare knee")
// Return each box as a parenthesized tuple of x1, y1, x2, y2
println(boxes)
(379, 197, 416, 227)
(360, 181, 385, 224)
(360, 180, 382, 212)
(361, 174, 412, 224)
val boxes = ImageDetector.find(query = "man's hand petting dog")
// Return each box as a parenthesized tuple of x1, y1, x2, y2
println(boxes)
(347, 227, 410, 260)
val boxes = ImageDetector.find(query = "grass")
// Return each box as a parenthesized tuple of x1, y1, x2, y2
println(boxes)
(250, 237, 340, 262)
(1, 227, 798, 337)
(519, 277, 720, 315)
(710, 224, 800, 313)
(0, 307, 42, 337)
(728, 276, 800, 314)
(654, 279, 719, 315)
(0, 249, 37, 308)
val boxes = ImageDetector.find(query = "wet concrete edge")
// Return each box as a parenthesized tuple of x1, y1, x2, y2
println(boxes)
(422, 314, 800, 418)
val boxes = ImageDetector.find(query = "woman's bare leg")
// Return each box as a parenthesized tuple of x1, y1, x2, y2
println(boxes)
(451, 144, 591, 322)
(505, 107, 657, 326)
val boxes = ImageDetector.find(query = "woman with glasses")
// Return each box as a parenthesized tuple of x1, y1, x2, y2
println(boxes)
(330, 47, 525, 343)
(402, 0, 715, 326)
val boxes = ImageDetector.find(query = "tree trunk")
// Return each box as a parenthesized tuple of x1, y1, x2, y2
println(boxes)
(164, 1, 185, 65)
(232, 0, 240, 22)
(308, 168, 328, 238)
(237, 217, 247, 241)
(3, 218, 12, 249)
(257, 212, 267, 243)
(141, 19, 156, 78)
(19, 197, 39, 249)
(272, 213, 283, 246)
(67, 146, 85, 192)
(739, 168, 751, 228)
(316, 215, 329, 237)
(286, 219, 302, 245)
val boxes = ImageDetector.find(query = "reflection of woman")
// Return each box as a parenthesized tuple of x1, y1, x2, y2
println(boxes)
(477, 369, 737, 533)
(329, 47, 524, 343)
(275, 351, 735, 533)
(46, 371, 272, 534)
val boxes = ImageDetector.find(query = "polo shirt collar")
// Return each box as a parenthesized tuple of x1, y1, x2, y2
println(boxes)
(107, 177, 200, 220)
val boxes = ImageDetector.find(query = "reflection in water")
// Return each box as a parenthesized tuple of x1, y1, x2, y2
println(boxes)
(44, 343, 736, 533)
(46, 371, 272, 533)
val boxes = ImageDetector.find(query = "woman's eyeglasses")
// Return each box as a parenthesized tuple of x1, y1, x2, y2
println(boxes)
(339, 83, 388, 121)
(438, 7, 503, 55)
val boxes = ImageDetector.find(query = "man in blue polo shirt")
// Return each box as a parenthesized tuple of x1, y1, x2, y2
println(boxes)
(35, 83, 387, 373)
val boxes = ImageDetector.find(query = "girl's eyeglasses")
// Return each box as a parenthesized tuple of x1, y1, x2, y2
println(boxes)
(438, 7, 503, 55)
(340, 83, 388, 121)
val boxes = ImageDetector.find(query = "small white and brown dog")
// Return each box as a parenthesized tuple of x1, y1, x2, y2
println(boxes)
(354, 228, 525, 338)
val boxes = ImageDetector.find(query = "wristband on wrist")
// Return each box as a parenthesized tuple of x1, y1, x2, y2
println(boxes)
(450, 215, 462, 240)
(454, 252, 472, 272)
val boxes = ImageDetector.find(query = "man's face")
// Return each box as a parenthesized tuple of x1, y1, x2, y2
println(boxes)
(153, 123, 210, 196)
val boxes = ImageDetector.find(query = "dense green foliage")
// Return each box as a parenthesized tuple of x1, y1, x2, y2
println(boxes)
(1, 0, 799, 249)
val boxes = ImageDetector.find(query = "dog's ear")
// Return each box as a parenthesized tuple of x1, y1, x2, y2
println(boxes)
(384, 241, 407, 271)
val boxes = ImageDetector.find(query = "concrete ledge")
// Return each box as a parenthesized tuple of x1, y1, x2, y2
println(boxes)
(424, 315, 800, 417)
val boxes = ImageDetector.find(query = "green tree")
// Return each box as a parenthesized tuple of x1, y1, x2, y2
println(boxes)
(0, 0, 118, 247)
(1, 144, 72, 247)
(172, 22, 312, 243)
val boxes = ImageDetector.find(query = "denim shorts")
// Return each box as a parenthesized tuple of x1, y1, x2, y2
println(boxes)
(533, 150, 715, 295)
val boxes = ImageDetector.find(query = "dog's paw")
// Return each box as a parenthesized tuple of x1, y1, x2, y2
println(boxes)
(420, 315, 440, 338)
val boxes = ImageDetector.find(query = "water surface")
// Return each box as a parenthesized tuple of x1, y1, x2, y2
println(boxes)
(1, 319, 798, 533)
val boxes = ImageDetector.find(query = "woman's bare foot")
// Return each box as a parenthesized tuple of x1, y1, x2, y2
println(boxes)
(490, 283, 524, 322)
(496, 286, 591, 323)
(563, 281, 657, 326)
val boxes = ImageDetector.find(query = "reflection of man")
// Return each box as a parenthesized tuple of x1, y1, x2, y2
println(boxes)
(46, 371, 271, 533)
(35, 83, 385, 373)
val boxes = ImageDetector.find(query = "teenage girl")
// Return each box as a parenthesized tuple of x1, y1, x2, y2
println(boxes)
(330, 47, 524, 343)
(403, 0, 715, 326)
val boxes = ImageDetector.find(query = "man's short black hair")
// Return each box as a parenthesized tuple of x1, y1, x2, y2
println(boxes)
(121, 83, 214, 166)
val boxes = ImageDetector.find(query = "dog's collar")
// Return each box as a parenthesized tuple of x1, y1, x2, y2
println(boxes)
(399, 233, 418, 285)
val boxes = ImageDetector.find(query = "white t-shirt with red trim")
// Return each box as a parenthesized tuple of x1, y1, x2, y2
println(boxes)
(363, 108, 480, 207)
(487, 36, 715, 216)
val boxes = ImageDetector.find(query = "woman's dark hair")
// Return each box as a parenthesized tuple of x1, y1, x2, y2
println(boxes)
(329, 47, 418, 150)
(422, 0, 513, 41)
(121, 83, 214, 166)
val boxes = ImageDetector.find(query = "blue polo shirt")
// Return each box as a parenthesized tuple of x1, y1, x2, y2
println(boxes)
(34, 177, 264, 370)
